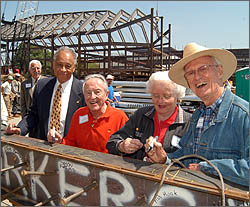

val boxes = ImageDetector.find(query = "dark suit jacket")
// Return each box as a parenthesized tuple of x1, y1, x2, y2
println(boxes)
(18, 76, 85, 140)
(20, 76, 46, 118)
(20, 77, 32, 117)
(20, 76, 46, 138)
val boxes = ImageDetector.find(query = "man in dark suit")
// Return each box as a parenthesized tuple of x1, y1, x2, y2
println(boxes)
(20, 60, 45, 138)
(20, 60, 45, 118)
(6, 46, 85, 140)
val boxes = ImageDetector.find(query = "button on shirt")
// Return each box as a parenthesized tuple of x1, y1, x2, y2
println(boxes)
(194, 90, 225, 154)
(48, 75, 73, 137)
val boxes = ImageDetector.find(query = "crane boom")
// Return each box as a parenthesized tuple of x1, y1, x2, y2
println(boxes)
(16, 1, 39, 25)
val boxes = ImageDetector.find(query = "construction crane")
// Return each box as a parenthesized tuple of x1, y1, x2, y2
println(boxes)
(16, 1, 39, 24)
(1, 1, 39, 74)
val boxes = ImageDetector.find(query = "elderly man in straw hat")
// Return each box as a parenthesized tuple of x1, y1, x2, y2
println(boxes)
(154, 42, 249, 187)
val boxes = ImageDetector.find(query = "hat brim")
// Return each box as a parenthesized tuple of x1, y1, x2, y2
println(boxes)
(169, 49, 237, 88)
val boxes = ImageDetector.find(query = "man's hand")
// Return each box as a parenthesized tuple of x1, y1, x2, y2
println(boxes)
(5, 123, 21, 135)
(118, 138, 143, 154)
(47, 129, 63, 144)
(144, 137, 167, 164)
(188, 163, 200, 171)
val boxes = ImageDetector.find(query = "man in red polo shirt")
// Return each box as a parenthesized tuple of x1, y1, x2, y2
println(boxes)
(47, 74, 128, 153)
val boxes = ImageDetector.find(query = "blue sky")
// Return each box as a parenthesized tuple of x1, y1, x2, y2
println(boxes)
(1, 1, 249, 50)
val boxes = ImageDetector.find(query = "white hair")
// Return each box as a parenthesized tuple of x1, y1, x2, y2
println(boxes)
(29, 60, 42, 69)
(82, 74, 108, 93)
(146, 71, 186, 99)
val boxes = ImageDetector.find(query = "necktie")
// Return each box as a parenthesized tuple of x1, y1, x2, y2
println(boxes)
(49, 84, 62, 133)
(31, 79, 38, 97)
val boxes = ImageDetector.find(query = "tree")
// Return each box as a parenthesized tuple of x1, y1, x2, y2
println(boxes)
(13, 42, 52, 77)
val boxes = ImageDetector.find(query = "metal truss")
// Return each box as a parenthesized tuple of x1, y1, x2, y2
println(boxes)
(1, 8, 172, 80)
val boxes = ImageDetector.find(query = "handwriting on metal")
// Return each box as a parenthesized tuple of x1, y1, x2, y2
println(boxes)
(1, 144, 248, 206)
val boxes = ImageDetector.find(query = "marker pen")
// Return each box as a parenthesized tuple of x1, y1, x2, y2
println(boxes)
(147, 136, 159, 153)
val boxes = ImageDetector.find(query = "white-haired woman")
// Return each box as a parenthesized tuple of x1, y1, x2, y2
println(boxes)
(106, 71, 191, 163)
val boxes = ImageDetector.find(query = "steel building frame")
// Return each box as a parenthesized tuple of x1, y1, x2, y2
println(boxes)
(1, 8, 174, 80)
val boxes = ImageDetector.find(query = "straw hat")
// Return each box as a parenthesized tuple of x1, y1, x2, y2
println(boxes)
(169, 42, 237, 88)
(106, 74, 114, 80)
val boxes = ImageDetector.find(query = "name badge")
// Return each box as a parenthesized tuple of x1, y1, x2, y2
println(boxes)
(79, 115, 88, 124)
(171, 135, 181, 149)
(25, 83, 32, 88)
(197, 117, 204, 128)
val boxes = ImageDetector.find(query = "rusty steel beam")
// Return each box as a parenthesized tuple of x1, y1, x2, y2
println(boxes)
(34, 194, 59, 206)
(1, 184, 26, 200)
(1, 134, 248, 206)
(1, 162, 27, 173)
(60, 180, 97, 205)
(21, 169, 57, 176)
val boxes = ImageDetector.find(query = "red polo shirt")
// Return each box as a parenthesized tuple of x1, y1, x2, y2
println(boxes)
(62, 102, 128, 153)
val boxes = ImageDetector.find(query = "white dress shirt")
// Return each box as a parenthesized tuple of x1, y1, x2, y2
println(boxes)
(48, 75, 73, 137)
(32, 76, 41, 85)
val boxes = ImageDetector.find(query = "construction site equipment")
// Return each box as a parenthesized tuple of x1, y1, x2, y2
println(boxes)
(236, 67, 249, 102)
(112, 81, 201, 116)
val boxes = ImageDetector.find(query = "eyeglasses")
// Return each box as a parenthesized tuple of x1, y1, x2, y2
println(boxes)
(85, 90, 104, 98)
(184, 65, 219, 80)
(151, 93, 172, 100)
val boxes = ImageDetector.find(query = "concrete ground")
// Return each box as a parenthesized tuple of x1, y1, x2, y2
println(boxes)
(8, 114, 22, 125)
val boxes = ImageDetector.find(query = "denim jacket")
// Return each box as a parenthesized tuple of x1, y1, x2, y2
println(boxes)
(168, 88, 249, 187)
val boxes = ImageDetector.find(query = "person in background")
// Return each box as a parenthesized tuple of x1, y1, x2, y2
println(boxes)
(11, 73, 21, 117)
(1, 75, 14, 119)
(1, 91, 9, 130)
(165, 42, 248, 187)
(5, 46, 85, 140)
(47, 74, 128, 153)
(13, 68, 21, 75)
(106, 71, 191, 163)
(20, 60, 44, 118)
(106, 74, 119, 107)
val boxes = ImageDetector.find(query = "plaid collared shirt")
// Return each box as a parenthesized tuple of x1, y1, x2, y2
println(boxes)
(193, 90, 225, 154)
